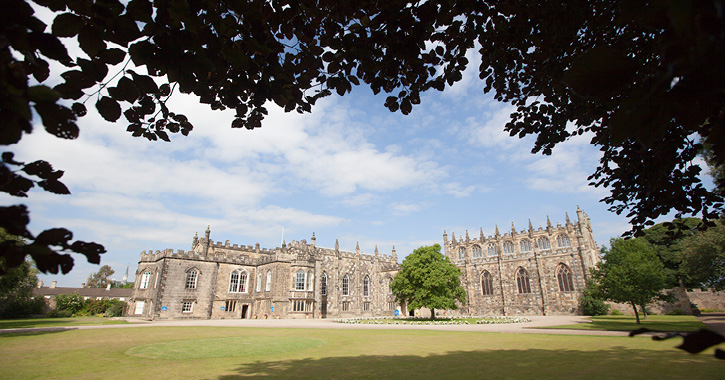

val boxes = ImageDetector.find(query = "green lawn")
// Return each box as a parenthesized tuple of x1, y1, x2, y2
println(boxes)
(541, 315, 708, 332)
(0, 317, 130, 330)
(1, 326, 722, 379)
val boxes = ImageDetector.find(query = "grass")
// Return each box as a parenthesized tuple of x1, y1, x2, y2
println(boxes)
(0, 317, 130, 330)
(540, 315, 708, 332)
(1, 326, 722, 379)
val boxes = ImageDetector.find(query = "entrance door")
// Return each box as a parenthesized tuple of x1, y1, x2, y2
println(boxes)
(320, 300, 327, 319)
(241, 304, 249, 319)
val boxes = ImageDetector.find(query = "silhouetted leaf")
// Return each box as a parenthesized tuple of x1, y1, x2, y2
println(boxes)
(95, 96, 122, 121)
(38, 179, 70, 194)
(78, 25, 106, 57)
(51, 12, 83, 37)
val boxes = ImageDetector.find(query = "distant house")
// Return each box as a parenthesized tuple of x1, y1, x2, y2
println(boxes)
(33, 281, 133, 309)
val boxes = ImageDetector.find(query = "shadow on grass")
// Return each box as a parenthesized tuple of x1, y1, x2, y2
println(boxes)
(540, 316, 706, 332)
(0, 328, 76, 337)
(218, 347, 720, 379)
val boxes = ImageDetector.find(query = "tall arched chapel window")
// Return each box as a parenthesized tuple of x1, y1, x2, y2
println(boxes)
(537, 237, 551, 250)
(503, 241, 515, 254)
(481, 271, 494, 296)
(557, 264, 575, 292)
(342, 274, 349, 296)
(520, 239, 532, 252)
(516, 268, 531, 294)
(321, 272, 327, 296)
(458, 247, 466, 259)
(363, 275, 370, 297)
(487, 243, 498, 256)
(472, 245, 482, 258)
(140, 271, 151, 289)
(557, 234, 571, 248)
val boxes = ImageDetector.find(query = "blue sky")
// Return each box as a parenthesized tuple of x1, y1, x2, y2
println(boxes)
(4, 14, 714, 286)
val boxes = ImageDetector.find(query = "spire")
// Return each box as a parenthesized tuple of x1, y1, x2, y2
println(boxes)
(443, 230, 448, 245)
(528, 219, 533, 231)
(465, 230, 470, 242)
(374, 245, 379, 256)
(205, 225, 210, 240)
(565, 212, 571, 225)
(480, 227, 484, 241)
(311, 232, 316, 247)
(546, 215, 552, 228)
(451, 232, 456, 243)
(495, 225, 500, 237)
(511, 222, 516, 235)
(192, 232, 198, 248)
(392, 245, 396, 255)
(392, 245, 398, 261)
(123, 265, 129, 284)
(335, 239, 339, 251)
(356, 241, 360, 254)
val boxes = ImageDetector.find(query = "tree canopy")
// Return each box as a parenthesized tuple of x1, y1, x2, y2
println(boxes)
(2, 0, 723, 274)
(86, 264, 115, 288)
(590, 238, 669, 323)
(680, 220, 725, 291)
(0, 229, 45, 318)
(390, 244, 466, 319)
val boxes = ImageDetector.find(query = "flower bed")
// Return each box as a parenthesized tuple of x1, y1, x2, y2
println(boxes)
(335, 315, 531, 325)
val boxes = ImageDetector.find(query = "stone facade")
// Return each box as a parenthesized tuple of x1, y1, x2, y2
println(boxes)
(129, 228, 400, 320)
(443, 206, 601, 316)
(129, 207, 600, 319)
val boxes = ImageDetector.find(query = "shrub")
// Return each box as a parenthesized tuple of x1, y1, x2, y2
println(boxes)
(103, 300, 125, 317)
(0, 296, 46, 319)
(54, 292, 84, 313)
(666, 309, 684, 315)
(579, 293, 609, 316)
(611, 309, 623, 316)
(47, 309, 73, 318)
(690, 302, 701, 316)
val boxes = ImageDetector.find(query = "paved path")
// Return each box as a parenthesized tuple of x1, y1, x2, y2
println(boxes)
(697, 312, 725, 336)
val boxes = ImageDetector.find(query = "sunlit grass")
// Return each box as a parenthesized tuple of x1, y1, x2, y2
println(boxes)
(0, 317, 130, 329)
(541, 315, 707, 332)
(0, 326, 722, 380)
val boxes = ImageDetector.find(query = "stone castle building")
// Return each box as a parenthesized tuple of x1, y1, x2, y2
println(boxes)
(129, 207, 600, 319)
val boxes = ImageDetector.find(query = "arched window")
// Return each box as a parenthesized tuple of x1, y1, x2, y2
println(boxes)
(557, 234, 571, 248)
(472, 245, 482, 258)
(503, 241, 515, 254)
(388, 277, 393, 294)
(537, 237, 551, 250)
(256, 272, 262, 292)
(229, 270, 247, 293)
(342, 274, 349, 296)
(520, 239, 532, 252)
(481, 271, 494, 296)
(516, 268, 531, 294)
(265, 271, 271, 291)
(307, 271, 314, 292)
(557, 264, 575, 292)
(140, 271, 151, 289)
(321, 272, 327, 296)
(295, 270, 306, 291)
(363, 275, 370, 297)
(458, 247, 466, 259)
(487, 243, 498, 256)
(185, 269, 198, 289)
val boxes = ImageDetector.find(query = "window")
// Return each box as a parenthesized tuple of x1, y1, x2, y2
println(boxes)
(503, 241, 515, 254)
(229, 270, 248, 293)
(182, 301, 193, 313)
(321, 272, 327, 296)
(557, 264, 575, 292)
(295, 270, 306, 291)
(557, 234, 571, 248)
(363, 275, 370, 297)
(292, 299, 306, 312)
(139, 271, 151, 289)
(388, 277, 393, 294)
(342, 301, 350, 311)
(134, 300, 145, 315)
(472, 245, 482, 258)
(516, 268, 532, 294)
(363, 302, 371, 311)
(481, 271, 494, 296)
(256, 272, 262, 292)
(307, 271, 314, 292)
(388, 302, 396, 311)
(458, 247, 465, 259)
(265, 271, 271, 291)
(537, 237, 551, 250)
(520, 239, 532, 252)
(225, 300, 237, 312)
(185, 269, 198, 289)
(342, 274, 349, 296)
(487, 243, 498, 256)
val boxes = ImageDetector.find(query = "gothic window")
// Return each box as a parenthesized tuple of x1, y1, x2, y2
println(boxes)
(307, 271, 314, 292)
(321, 272, 327, 296)
(139, 271, 151, 289)
(487, 243, 498, 256)
(342, 274, 349, 296)
(295, 270, 306, 291)
(265, 271, 271, 292)
(229, 270, 248, 293)
(256, 272, 262, 292)
(537, 237, 551, 250)
(557, 234, 571, 248)
(503, 241, 515, 254)
(388, 277, 393, 294)
(520, 239, 532, 252)
(458, 247, 466, 259)
(481, 271, 494, 296)
(557, 264, 575, 292)
(185, 269, 198, 289)
(472, 245, 482, 258)
(363, 275, 370, 297)
(516, 268, 532, 294)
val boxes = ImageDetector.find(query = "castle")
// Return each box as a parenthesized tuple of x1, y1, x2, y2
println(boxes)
(128, 207, 600, 319)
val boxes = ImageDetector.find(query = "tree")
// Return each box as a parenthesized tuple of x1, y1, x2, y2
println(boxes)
(390, 244, 465, 319)
(590, 238, 669, 323)
(680, 220, 725, 290)
(2, 0, 723, 274)
(0, 229, 45, 318)
(86, 265, 115, 288)
(578, 281, 609, 316)
(639, 218, 702, 287)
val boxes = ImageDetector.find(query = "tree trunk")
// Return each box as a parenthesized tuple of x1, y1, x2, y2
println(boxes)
(640, 304, 648, 320)
(430, 308, 435, 320)
(631, 302, 640, 324)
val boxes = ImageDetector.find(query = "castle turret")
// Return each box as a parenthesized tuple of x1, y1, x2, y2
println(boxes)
(311, 232, 316, 247)
(392, 246, 398, 261)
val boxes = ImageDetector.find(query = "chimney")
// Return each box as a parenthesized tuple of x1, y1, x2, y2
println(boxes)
(106, 282, 112, 290)
(50, 281, 57, 288)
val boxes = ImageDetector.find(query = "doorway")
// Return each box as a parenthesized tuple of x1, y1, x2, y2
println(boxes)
(241, 304, 249, 319)
(321, 300, 327, 319)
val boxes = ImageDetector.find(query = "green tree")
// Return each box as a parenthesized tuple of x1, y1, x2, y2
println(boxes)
(2, 0, 723, 274)
(391, 244, 466, 319)
(590, 238, 669, 324)
(639, 218, 702, 287)
(680, 220, 725, 290)
(578, 281, 609, 316)
(54, 292, 84, 314)
(86, 265, 115, 288)
(0, 229, 45, 318)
